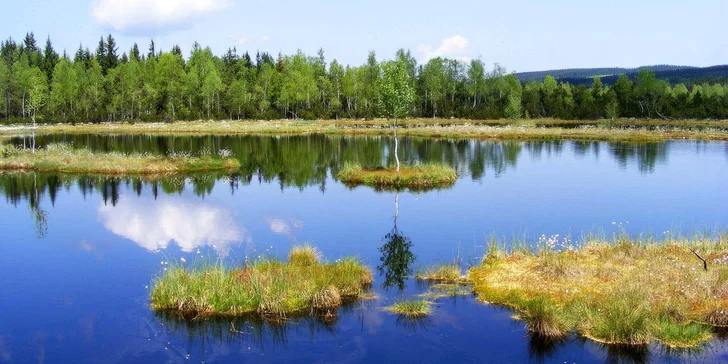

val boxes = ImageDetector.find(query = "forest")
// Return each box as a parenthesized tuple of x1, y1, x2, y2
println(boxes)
(2, 32, 728, 124)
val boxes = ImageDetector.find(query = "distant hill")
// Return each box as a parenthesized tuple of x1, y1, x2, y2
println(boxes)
(515, 65, 728, 85)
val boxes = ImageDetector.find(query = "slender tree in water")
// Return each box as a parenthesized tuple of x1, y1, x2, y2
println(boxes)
(26, 68, 46, 154)
(379, 54, 415, 172)
(378, 192, 415, 291)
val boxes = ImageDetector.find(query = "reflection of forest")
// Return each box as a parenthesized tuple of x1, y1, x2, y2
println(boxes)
(12, 135, 684, 185)
(0, 137, 685, 210)
(13, 134, 527, 185)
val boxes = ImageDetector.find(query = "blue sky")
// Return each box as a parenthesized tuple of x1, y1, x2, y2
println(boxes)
(4, 0, 727, 72)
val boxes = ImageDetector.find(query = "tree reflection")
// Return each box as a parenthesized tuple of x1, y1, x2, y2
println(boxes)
(610, 142, 668, 173)
(30, 173, 48, 238)
(377, 192, 415, 292)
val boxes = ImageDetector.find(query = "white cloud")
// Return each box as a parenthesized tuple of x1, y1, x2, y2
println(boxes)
(99, 196, 249, 256)
(229, 32, 249, 46)
(417, 34, 471, 63)
(228, 33, 270, 46)
(92, 0, 232, 34)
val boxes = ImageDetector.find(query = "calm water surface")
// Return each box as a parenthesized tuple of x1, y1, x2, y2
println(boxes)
(1, 135, 727, 363)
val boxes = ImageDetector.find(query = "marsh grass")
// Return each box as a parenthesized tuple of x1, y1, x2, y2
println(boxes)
(150, 246, 373, 320)
(337, 163, 456, 189)
(385, 299, 432, 318)
(0, 143, 240, 174)
(4, 119, 728, 142)
(470, 234, 728, 347)
(415, 263, 466, 283)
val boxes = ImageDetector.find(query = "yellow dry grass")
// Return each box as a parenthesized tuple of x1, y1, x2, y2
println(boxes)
(470, 236, 728, 347)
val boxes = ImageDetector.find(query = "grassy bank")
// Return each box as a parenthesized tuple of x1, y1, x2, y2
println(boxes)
(0, 143, 240, 174)
(3, 118, 728, 142)
(469, 235, 728, 348)
(150, 246, 373, 319)
(337, 163, 457, 189)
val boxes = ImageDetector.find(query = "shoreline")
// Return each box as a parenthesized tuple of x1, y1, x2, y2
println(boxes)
(2, 118, 728, 142)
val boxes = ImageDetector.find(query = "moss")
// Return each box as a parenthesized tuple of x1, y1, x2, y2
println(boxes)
(0, 143, 240, 174)
(469, 235, 728, 347)
(337, 163, 456, 189)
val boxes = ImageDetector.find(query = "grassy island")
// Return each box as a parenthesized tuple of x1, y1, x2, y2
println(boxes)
(469, 235, 728, 348)
(150, 246, 373, 319)
(337, 163, 457, 189)
(385, 299, 432, 318)
(0, 143, 240, 174)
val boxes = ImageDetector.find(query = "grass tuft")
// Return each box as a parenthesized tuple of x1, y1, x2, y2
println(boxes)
(337, 163, 456, 189)
(288, 245, 320, 266)
(519, 297, 569, 339)
(385, 299, 432, 318)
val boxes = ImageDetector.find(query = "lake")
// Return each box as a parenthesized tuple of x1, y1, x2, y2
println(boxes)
(1, 134, 727, 363)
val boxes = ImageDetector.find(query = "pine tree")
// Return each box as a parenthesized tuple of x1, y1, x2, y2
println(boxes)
(74, 44, 85, 64)
(42, 36, 59, 81)
(130, 43, 140, 62)
(105, 34, 118, 70)
(148, 39, 156, 59)
(95, 37, 107, 74)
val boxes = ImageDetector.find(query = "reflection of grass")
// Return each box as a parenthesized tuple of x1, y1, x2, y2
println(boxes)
(0, 143, 240, 174)
(419, 283, 471, 300)
(5, 119, 728, 142)
(470, 235, 728, 347)
(416, 263, 471, 300)
(337, 163, 456, 189)
(385, 299, 432, 318)
(150, 246, 372, 319)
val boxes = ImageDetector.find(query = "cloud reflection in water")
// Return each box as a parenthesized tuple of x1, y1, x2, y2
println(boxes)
(98, 196, 249, 256)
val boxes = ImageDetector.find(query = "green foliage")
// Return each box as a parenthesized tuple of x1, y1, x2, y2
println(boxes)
(2, 32, 728, 123)
(378, 57, 415, 120)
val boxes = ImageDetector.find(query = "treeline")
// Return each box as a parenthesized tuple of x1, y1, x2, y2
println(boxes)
(557, 65, 728, 87)
(516, 65, 693, 83)
(2, 32, 728, 123)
